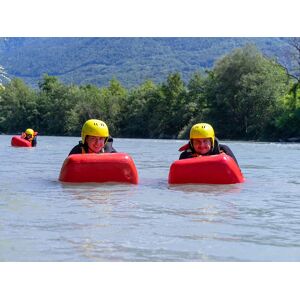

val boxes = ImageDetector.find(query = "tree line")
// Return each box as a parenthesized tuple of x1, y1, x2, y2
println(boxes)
(0, 44, 299, 141)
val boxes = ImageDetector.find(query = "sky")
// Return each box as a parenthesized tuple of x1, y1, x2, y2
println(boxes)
(1, 0, 299, 37)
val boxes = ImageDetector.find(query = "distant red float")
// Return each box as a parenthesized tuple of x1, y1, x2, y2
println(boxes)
(11, 136, 32, 147)
(59, 153, 138, 184)
(168, 153, 245, 184)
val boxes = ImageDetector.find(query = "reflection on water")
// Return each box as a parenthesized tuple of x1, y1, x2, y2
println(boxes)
(1, 135, 300, 261)
(60, 183, 137, 204)
(168, 183, 243, 195)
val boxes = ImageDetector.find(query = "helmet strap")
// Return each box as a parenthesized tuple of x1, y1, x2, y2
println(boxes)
(189, 140, 195, 152)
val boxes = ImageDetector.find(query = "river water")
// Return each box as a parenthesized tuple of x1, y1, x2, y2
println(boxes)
(0, 135, 299, 261)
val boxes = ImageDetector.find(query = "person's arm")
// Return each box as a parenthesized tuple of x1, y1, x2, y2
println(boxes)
(104, 136, 117, 153)
(31, 137, 37, 147)
(219, 144, 239, 166)
(179, 151, 193, 160)
(68, 144, 82, 156)
(110, 146, 117, 153)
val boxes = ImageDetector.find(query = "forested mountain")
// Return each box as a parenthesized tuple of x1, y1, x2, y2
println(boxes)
(0, 37, 290, 88)
(1, 42, 299, 140)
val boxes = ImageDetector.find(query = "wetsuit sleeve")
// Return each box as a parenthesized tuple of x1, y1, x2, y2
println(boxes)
(110, 146, 117, 153)
(68, 144, 83, 156)
(219, 144, 239, 166)
(179, 151, 193, 160)
(31, 137, 37, 147)
(104, 136, 117, 153)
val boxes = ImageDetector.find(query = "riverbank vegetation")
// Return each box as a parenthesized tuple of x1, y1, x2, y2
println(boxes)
(0, 44, 299, 141)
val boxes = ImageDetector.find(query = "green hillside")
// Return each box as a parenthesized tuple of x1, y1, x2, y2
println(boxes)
(0, 37, 290, 87)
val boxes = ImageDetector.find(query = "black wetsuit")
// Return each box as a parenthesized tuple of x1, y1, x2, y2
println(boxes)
(31, 137, 37, 147)
(179, 138, 239, 166)
(24, 136, 37, 147)
(68, 136, 116, 156)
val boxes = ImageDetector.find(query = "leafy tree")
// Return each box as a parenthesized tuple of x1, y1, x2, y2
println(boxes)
(205, 44, 288, 139)
(148, 72, 188, 138)
(273, 87, 300, 139)
(66, 84, 107, 136)
(37, 75, 79, 134)
(178, 72, 208, 139)
(118, 80, 158, 137)
(65, 78, 126, 137)
(0, 78, 38, 133)
(100, 78, 127, 136)
(0, 58, 296, 142)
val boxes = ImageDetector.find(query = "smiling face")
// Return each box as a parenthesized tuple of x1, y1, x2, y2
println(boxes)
(192, 138, 212, 155)
(85, 135, 106, 153)
(25, 134, 33, 141)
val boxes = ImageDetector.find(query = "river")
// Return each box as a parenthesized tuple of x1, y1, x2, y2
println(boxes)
(0, 135, 299, 261)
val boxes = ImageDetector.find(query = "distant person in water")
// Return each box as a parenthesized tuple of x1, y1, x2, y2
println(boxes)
(68, 119, 117, 155)
(21, 128, 38, 147)
(178, 123, 239, 165)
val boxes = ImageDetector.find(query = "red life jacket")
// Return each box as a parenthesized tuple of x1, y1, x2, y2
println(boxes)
(178, 143, 200, 157)
(178, 143, 190, 152)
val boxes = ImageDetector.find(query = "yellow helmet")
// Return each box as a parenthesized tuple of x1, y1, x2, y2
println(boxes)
(81, 119, 109, 144)
(25, 128, 34, 136)
(190, 123, 215, 148)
